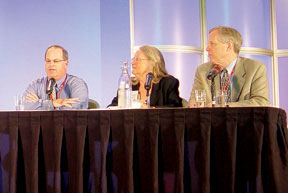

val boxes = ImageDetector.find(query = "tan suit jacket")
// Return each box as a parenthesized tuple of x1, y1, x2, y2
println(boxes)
(189, 57, 270, 107)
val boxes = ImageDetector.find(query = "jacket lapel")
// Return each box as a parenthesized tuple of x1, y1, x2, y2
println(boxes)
(232, 58, 246, 102)
(150, 83, 159, 106)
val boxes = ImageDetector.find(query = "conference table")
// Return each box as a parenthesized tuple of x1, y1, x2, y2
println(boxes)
(0, 107, 287, 193)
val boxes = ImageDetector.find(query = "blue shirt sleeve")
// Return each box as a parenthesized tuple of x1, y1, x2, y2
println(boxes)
(23, 78, 54, 110)
(57, 76, 89, 110)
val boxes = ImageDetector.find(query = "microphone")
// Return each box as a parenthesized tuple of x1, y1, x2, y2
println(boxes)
(207, 65, 222, 80)
(144, 72, 154, 97)
(144, 72, 154, 91)
(144, 72, 153, 107)
(46, 78, 56, 95)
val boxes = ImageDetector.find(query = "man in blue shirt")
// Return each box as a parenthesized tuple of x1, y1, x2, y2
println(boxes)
(23, 45, 89, 110)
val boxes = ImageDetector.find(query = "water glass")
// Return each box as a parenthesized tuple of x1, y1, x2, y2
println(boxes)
(215, 91, 228, 107)
(131, 91, 142, 108)
(194, 89, 206, 107)
(14, 94, 24, 111)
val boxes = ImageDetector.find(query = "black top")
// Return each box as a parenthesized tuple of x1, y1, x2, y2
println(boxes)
(109, 75, 183, 107)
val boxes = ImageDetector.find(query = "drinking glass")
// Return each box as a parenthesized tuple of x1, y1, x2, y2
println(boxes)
(14, 94, 24, 111)
(131, 91, 142, 108)
(194, 89, 206, 107)
(215, 91, 228, 107)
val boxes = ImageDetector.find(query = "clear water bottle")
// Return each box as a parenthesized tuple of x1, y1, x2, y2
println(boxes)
(118, 61, 131, 108)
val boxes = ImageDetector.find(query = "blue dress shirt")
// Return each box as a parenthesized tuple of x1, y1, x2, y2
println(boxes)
(23, 74, 89, 110)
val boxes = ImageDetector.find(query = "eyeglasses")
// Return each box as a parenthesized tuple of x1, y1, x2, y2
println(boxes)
(132, 57, 149, 62)
(45, 59, 66, 64)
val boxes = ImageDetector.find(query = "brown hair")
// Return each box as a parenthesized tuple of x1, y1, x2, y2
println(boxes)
(45, 45, 68, 60)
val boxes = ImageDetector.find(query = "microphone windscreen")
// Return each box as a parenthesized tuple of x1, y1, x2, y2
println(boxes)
(207, 65, 222, 80)
(144, 72, 154, 90)
(46, 78, 56, 94)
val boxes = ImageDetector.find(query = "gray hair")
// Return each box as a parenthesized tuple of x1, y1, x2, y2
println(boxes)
(210, 26, 243, 54)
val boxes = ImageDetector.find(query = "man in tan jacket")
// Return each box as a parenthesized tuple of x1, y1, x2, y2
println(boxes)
(189, 26, 270, 107)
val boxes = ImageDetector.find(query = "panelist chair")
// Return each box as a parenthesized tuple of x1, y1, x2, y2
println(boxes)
(182, 98, 188, 107)
(88, 99, 100, 109)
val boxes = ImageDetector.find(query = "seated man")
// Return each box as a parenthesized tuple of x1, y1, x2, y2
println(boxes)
(23, 45, 89, 110)
(189, 26, 270, 107)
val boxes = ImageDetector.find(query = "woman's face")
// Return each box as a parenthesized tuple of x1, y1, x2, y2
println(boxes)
(132, 50, 154, 80)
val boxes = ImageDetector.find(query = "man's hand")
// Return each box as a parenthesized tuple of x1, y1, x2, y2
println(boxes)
(26, 93, 39, 101)
(52, 98, 79, 108)
(205, 103, 214, 107)
(189, 101, 197, 108)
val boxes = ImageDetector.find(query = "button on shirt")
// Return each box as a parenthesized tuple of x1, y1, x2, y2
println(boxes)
(23, 74, 89, 110)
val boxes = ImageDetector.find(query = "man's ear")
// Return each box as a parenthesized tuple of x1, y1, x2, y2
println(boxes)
(227, 41, 233, 51)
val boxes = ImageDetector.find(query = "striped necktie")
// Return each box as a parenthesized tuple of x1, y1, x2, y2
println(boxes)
(221, 68, 231, 102)
(51, 84, 57, 100)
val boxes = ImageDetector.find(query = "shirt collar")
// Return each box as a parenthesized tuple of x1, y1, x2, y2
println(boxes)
(55, 75, 67, 88)
(225, 58, 237, 74)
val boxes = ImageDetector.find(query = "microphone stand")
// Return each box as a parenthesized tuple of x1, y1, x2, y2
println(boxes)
(211, 77, 216, 107)
(144, 73, 153, 108)
(145, 89, 151, 108)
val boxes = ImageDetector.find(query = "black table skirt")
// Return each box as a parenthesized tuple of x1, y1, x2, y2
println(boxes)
(0, 107, 287, 193)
